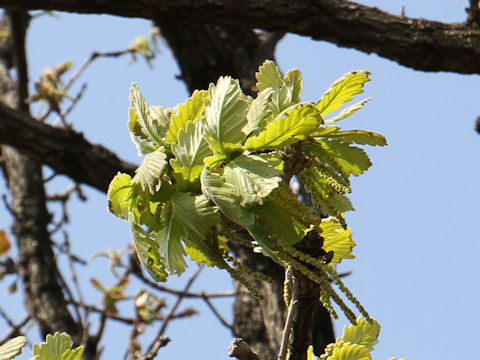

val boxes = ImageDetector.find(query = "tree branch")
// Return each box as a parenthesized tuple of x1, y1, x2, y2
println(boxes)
(0, 102, 136, 192)
(0, 0, 479, 74)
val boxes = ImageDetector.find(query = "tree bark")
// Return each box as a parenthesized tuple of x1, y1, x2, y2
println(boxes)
(0, 0, 479, 74)
(0, 11, 82, 346)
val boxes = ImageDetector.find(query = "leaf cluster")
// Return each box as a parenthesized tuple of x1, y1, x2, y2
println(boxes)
(0, 333, 83, 360)
(107, 60, 385, 314)
(308, 317, 406, 360)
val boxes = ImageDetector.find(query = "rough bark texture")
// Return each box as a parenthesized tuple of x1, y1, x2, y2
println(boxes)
(0, 0, 479, 74)
(0, 11, 82, 345)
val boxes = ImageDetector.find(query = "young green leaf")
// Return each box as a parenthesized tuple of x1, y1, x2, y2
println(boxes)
(0, 336, 27, 360)
(129, 83, 165, 153)
(324, 98, 372, 124)
(171, 191, 219, 241)
(256, 60, 285, 90)
(32, 333, 84, 360)
(156, 204, 187, 275)
(204, 77, 249, 154)
(342, 317, 380, 352)
(304, 140, 372, 177)
(317, 70, 371, 117)
(149, 105, 172, 134)
(315, 128, 387, 147)
(132, 148, 168, 194)
(107, 172, 134, 219)
(166, 89, 209, 144)
(255, 199, 306, 244)
(328, 343, 371, 360)
(170, 120, 212, 190)
(200, 167, 245, 225)
(224, 154, 282, 206)
(321, 218, 356, 263)
(243, 87, 274, 136)
(284, 68, 303, 103)
(244, 104, 322, 150)
(130, 222, 168, 282)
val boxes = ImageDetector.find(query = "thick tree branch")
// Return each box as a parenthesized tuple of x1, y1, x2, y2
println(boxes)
(0, 102, 136, 192)
(0, 0, 479, 74)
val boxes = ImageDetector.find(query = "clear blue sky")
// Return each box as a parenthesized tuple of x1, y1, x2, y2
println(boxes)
(1, 1, 480, 359)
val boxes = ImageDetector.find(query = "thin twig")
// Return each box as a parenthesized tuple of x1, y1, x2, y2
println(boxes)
(53, 83, 87, 127)
(132, 269, 235, 298)
(143, 265, 204, 360)
(0, 315, 31, 345)
(202, 295, 233, 331)
(278, 268, 298, 360)
(38, 48, 134, 122)
(64, 49, 134, 92)
(63, 232, 87, 325)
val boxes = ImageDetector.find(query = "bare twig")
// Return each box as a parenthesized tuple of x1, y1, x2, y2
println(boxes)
(277, 268, 298, 360)
(63, 49, 134, 93)
(63, 232, 86, 321)
(143, 265, 204, 360)
(54, 83, 87, 126)
(0, 315, 31, 345)
(201, 295, 233, 331)
(132, 268, 235, 298)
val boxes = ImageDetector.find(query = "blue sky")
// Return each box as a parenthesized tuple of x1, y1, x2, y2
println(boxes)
(1, 1, 480, 359)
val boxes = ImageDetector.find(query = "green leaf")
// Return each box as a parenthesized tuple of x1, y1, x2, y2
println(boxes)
(171, 191, 219, 242)
(328, 343, 371, 360)
(132, 148, 168, 194)
(243, 88, 274, 135)
(244, 219, 278, 258)
(129, 83, 165, 154)
(256, 60, 285, 90)
(284, 68, 303, 103)
(255, 199, 306, 244)
(0, 336, 27, 360)
(325, 98, 372, 124)
(107, 172, 133, 219)
(342, 317, 380, 352)
(224, 154, 282, 206)
(156, 204, 187, 275)
(315, 128, 387, 146)
(244, 104, 322, 150)
(171, 120, 212, 190)
(204, 77, 249, 154)
(268, 85, 293, 115)
(130, 221, 168, 281)
(149, 105, 172, 135)
(317, 70, 371, 117)
(32, 333, 84, 360)
(305, 140, 372, 177)
(321, 218, 355, 263)
(129, 107, 157, 155)
(200, 167, 245, 225)
(167, 89, 209, 144)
